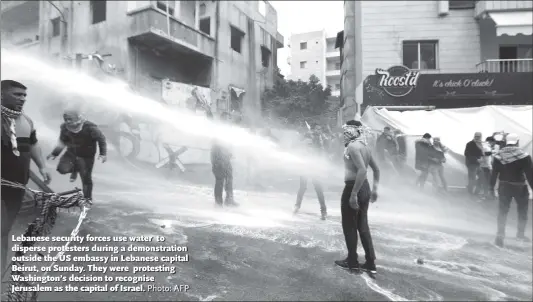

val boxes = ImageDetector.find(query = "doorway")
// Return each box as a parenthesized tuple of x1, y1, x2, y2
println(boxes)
(499, 46, 518, 72)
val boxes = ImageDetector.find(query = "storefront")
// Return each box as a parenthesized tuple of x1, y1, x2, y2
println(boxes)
(363, 65, 533, 111)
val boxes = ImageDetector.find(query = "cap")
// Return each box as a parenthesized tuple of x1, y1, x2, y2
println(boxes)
(505, 133, 519, 145)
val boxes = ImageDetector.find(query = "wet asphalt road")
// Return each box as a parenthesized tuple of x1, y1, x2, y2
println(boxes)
(5, 160, 533, 301)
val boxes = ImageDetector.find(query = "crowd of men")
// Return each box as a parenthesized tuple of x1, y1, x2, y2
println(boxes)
(2, 78, 531, 280)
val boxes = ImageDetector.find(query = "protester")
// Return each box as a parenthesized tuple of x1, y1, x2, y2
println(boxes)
(293, 126, 327, 220)
(428, 137, 448, 192)
(211, 113, 238, 207)
(48, 109, 107, 202)
(490, 133, 533, 247)
(464, 132, 484, 196)
(479, 136, 496, 200)
(1, 80, 51, 277)
(335, 120, 379, 274)
(376, 126, 399, 164)
(414, 133, 433, 189)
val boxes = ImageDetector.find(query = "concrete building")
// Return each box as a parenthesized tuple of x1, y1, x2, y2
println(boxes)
(287, 30, 342, 96)
(338, 0, 533, 122)
(1, 0, 284, 119)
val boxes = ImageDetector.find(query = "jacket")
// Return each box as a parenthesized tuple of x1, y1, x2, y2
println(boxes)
(464, 140, 483, 167)
(414, 138, 433, 171)
(51, 121, 107, 158)
(491, 147, 533, 189)
(376, 133, 398, 159)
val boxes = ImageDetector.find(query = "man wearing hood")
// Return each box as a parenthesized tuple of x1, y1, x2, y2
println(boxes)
(48, 109, 107, 202)
(490, 133, 533, 247)
(415, 133, 433, 188)
(429, 137, 448, 192)
(464, 132, 484, 196)
(1, 80, 51, 277)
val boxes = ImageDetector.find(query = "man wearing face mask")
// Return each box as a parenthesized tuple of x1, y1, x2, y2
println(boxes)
(464, 132, 484, 196)
(491, 133, 533, 247)
(335, 120, 379, 274)
(47, 109, 107, 202)
(1, 80, 51, 277)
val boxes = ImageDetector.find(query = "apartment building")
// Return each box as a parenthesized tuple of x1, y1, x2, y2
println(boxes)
(338, 0, 533, 122)
(287, 30, 342, 96)
(1, 0, 284, 118)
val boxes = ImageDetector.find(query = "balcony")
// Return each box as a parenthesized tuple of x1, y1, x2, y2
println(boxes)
(326, 51, 340, 58)
(326, 69, 341, 77)
(475, 0, 533, 18)
(476, 59, 533, 73)
(276, 31, 284, 48)
(128, 7, 215, 58)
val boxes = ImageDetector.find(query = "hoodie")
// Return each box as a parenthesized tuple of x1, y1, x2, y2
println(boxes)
(490, 146, 533, 189)
(415, 138, 433, 171)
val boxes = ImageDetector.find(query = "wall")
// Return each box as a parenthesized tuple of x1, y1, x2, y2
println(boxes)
(359, 1, 481, 76)
(288, 30, 326, 83)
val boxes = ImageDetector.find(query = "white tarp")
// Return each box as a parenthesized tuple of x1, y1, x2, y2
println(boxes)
(162, 79, 212, 109)
(361, 105, 533, 187)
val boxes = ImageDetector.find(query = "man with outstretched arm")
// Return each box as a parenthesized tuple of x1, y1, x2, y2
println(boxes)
(1, 80, 51, 277)
(335, 120, 380, 274)
(490, 133, 533, 247)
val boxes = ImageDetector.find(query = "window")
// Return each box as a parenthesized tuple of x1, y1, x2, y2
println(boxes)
(199, 3, 207, 16)
(448, 0, 475, 9)
(51, 18, 60, 37)
(230, 25, 245, 53)
(335, 62, 341, 70)
(300, 61, 307, 69)
(156, 1, 175, 15)
(199, 17, 211, 35)
(335, 84, 340, 90)
(300, 42, 307, 50)
(402, 40, 438, 70)
(261, 46, 271, 68)
(90, 0, 106, 24)
(258, 1, 266, 17)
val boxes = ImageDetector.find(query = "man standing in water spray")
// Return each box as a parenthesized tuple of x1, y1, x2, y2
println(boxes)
(47, 109, 107, 203)
(335, 120, 379, 274)
(490, 133, 533, 247)
(293, 124, 328, 220)
(211, 112, 239, 207)
(1, 80, 51, 277)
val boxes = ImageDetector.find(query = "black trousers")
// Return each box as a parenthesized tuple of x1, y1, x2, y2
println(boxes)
(213, 163, 234, 205)
(341, 180, 376, 264)
(1, 188, 25, 277)
(497, 183, 529, 238)
(73, 157, 95, 199)
(295, 176, 326, 213)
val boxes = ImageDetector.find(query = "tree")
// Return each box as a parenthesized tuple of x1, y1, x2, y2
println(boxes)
(262, 74, 335, 127)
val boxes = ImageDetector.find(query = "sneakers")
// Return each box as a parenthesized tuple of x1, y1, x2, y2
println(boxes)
(495, 236, 504, 248)
(225, 198, 239, 207)
(361, 261, 377, 274)
(334, 258, 360, 271)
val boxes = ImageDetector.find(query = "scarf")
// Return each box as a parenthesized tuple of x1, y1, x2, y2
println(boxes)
(1, 105, 22, 156)
(65, 118, 87, 133)
(343, 124, 368, 159)
(494, 146, 528, 165)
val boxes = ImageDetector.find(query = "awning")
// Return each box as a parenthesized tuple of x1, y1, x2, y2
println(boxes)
(229, 86, 246, 98)
(488, 11, 533, 36)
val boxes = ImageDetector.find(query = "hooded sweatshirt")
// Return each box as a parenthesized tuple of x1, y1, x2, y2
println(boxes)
(490, 146, 533, 189)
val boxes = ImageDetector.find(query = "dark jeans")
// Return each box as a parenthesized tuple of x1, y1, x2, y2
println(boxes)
(1, 188, 25, 278)
(341, 180, 376, 264)
(73, 157, 95, 199)
(467, 165, 480, 194)
(480, 167, 492, 195)
(213, 163, 233, 205)
(497, 183, 529, 238)
(295, 176, 326, 213)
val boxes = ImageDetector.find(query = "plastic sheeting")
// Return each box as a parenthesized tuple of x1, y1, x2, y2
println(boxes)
(361, 105, 533, 187)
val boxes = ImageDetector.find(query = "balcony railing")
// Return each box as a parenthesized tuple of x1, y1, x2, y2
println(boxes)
(475, 0, 533, 18)
(476, 59, 533, 73)
(326, 51, 339, 58)
(326, 69, 341, 77)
